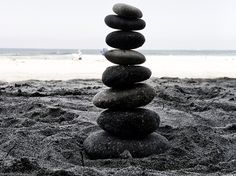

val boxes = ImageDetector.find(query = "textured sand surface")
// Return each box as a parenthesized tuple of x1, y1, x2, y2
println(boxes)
(0, 78, 235, 175)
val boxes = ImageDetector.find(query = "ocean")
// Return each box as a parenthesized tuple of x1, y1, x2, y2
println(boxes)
(1, 48, 236, 56)
(0, 48, 236, 82)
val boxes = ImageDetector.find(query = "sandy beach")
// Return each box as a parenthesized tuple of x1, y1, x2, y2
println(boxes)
(0, 77, 235, 175)
(1, 0, 236, 175)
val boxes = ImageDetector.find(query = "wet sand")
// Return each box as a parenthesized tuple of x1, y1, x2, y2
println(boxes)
(0, 77, 235, 175)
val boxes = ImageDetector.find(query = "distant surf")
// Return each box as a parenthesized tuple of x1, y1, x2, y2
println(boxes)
(0, 48, 235, 82)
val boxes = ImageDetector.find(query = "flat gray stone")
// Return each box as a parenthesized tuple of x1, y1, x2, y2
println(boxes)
(105, 15, 145, 30)
(106, 31, 145, 49)
(97, 108, 160, 138)
(83, 130, 170, 159)
(102, 65, 151, 87)
(105, 49, 146, 65)
(92, 83, 156, 109)
(113, 3, 143, 19)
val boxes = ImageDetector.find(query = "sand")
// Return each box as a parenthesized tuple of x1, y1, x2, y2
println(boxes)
(0, 77, 235, 175)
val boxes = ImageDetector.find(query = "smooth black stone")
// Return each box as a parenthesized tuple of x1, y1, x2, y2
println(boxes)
(92, 83, 156, 109)
(83, 130, 170, 159)
(105, 15, 145, 31)
(102, 65, 151, 87)
(104, 49, 145, 65)
(113, 3, 143, 19)
(97, 108, 160, 138)
(106, 31, 145, 49)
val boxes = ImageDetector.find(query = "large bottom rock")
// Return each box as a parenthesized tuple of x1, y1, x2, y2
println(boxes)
(83, 130, 170, 159)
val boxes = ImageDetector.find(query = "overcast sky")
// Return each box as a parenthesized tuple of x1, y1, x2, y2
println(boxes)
(0, 0, 236, 50)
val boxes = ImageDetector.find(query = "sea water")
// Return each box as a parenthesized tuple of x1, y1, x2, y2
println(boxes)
(0, 48, 235, 82)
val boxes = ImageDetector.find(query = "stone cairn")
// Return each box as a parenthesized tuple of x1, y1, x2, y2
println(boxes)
(84, 3, 170, 159)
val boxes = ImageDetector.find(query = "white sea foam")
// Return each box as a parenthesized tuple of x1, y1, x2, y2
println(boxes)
(0, 54, 235, 82)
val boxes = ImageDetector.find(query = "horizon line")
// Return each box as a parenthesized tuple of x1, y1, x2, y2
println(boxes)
(1, 48, 236, 51)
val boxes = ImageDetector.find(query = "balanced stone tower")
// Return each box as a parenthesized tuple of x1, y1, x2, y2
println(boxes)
(84, 3, 170, 159)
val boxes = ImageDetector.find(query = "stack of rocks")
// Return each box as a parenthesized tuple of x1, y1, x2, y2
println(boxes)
(84, 3, 170, 159)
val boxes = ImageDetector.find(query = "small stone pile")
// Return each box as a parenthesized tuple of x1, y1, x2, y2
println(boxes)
(84, 3, 170, 159)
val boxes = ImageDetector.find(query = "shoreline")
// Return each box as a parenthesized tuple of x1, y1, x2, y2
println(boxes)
(0, 54, 236, 82)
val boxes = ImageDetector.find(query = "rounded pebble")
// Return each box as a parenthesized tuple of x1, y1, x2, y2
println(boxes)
(92, 83, 156, 109)
(97, 108, 160, 137)
(105, 15, 145, 31)
(105, 49, 145, 65)
(102, 65, 151, 87)
(106, 31, 145, 49)
(113, 3, 143, 19)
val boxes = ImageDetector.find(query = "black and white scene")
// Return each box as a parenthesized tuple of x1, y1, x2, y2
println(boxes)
(0, 0, 236, 175)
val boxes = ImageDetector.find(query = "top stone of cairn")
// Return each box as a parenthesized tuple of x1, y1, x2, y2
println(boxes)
(113, 3, 143, 19)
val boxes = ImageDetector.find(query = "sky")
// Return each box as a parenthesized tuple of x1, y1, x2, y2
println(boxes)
(0, 0, 236, 50)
